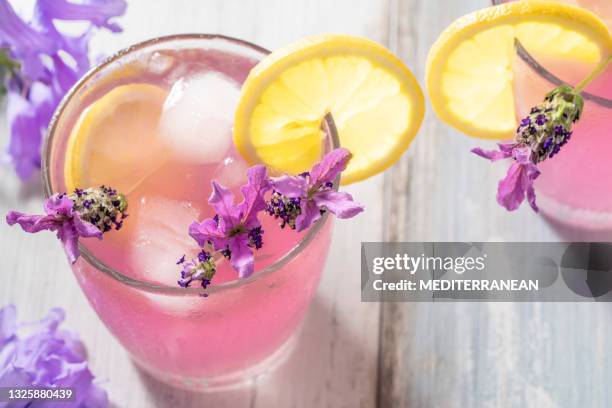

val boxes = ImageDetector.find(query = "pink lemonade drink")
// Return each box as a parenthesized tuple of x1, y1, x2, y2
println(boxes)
(496, 0, 612, 229)
(42, 35, 336, 391)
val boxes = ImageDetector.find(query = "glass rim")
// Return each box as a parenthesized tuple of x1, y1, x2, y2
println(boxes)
(41, 33, 340, 297)
(491, 0, 612, 107)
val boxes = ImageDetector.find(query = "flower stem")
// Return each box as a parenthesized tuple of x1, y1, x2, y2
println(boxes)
(575, 56, 611, 92)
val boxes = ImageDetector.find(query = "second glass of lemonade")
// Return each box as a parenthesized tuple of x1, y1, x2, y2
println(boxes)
(43, 35, 336, 391)
(494, 0, 612, 230)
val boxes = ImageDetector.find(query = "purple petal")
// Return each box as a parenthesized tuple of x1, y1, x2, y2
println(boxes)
(498, 142, 516, 154)
(32, 10, 92, 79)
(58, 30, 92, 75)
(0, 357, 31, 390)
(188, 219, 227, 249)
(270, 175, 308, 198)
(57, 224, 80, 264)
(239, 165, 270, 228)
(73, 216, 102, 239)
(6, 211, 58, 233)
(35, 0, 127, 32)
(309, 148, 351, 186)
(209, 181, 240, 226)
(524, 163, 540, 212)
(313, 191, 364, 219)
(78, 378, 109, 408)
(471, 143, 514, 162)
(496, 161, 540, 212)
(295, 200, 321, 232)
(52, 362, 106, 406)
(228, 235, 254, 278)
(496, 163, 524, 211)
(0, 0, 56, 78)
(44, 194, 75, 216)
(6, 82, 56, 180)
(526, 183, 538, 212)
(50, 53, 83, 93)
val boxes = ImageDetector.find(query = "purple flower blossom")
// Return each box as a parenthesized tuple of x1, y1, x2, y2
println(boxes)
(471, 85, 583, 213)
(179, 149, 366, 287)
(472, 143, 540, 212)
(6, 186, 128, 263)
(0, 0, 126, 180)
(6, 194, 100, 263)
(269, 148, 364, 231)
(189, 165, 271, 278)
(0, 304, 108, 407)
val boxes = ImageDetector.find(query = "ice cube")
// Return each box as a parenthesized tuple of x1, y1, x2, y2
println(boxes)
(158, 72, 239, 164)
(212, 152, 249, 188)
(128, 197, 208, 315)
(129, 197, 199, 285)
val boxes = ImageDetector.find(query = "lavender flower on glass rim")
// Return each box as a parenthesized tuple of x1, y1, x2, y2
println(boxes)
(471, 85, 583, 212)
(6, 186, 128, 263)
(0, 0, 126, 180)
(189, 165, 271, 279)
(0, 304, 109, 407)
(269, 148, 364, 231)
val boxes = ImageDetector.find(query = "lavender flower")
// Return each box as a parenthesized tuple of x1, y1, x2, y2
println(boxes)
(0, 0, 126, 179)
(177, 250, 216, 290)
(6, 186, 127, 263)
(179, 149, 365, 287)
(0, 304, 108, 407)
(269, 148, 364, 231)
(472, 85, 583, 212)
(189, 165, 271, 278)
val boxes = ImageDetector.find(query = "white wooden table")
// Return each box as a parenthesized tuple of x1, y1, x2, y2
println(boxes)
(2, 1, 612, 407)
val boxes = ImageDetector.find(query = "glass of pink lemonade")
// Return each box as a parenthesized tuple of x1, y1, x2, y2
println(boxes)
(494, 0, 612, 230)
(42, 35, 337, 391)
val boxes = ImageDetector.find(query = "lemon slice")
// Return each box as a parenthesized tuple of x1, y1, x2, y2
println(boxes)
(234, 34, 425, 185)
(426, 0, 612, 139)
(65, 83, 168, 192)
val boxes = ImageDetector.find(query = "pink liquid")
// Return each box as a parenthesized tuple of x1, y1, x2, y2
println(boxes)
(46, 37, 333, 390)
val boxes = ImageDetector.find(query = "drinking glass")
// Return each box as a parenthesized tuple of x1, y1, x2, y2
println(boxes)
(493, 0, 612, 230)
(42, 34, 337, 391)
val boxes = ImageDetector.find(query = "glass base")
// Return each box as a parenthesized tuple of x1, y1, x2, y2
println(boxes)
(132, 329, 299, 393)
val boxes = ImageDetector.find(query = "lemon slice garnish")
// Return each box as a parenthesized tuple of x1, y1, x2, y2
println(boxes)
(64, 83, 168, 192)
(234, 34, 425, 185)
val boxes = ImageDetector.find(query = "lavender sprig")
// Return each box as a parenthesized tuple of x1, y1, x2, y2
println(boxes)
(177, 250, 216, 290)
(188, 165, 271, 279)
(472, 85, 583, 212)
(267, 192, 302, 229)
(179, 148, 364, 290)
(6, 186, 128, 263)
(269, 148, 364, 231)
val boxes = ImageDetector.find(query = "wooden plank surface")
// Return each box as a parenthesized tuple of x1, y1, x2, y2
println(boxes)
(0, 1, 387, 407)
(379, 1, 612, 408)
